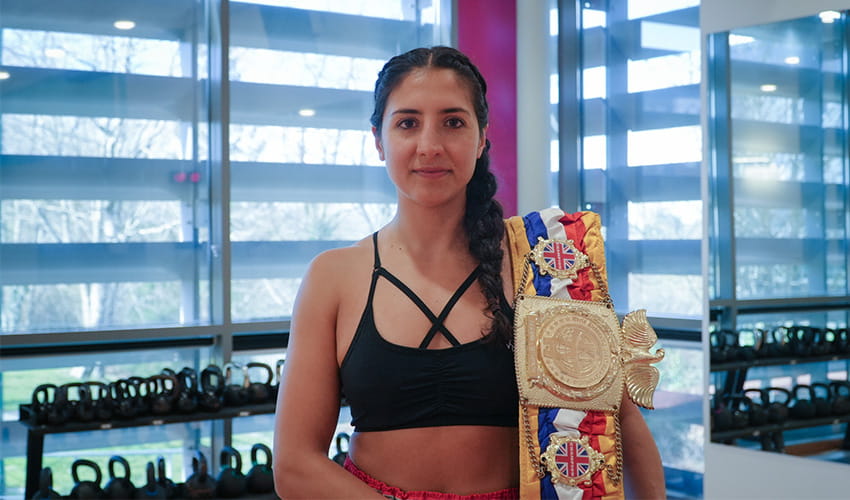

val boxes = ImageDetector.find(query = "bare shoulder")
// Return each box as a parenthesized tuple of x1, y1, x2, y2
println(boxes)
(298, 235, 374, 303)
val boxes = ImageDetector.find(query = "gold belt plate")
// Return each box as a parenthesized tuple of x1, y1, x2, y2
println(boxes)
(514, 294, 624, 411)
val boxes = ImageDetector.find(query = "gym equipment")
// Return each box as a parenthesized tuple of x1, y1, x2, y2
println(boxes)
(789, 384, 817, 419)
(742, 389, 769, 426)
(245, 443, 274, 495)
(215, 446, 247, 498)
(198, 364, 225, 412)
(333, 433, 350, 465)
(30, 467, 61, 500)
(182, 450, 216, 499)
(104, 455, 136, 499)
(245, 362, 274, 403)
(223, 363, 251, 407)
(148, 373, 178, 416)
(174, 367, 199, 413)
(763, 387, 791, 424)
(134, 461, 166, 499)
(156, 457, 178, 499)
(69, 459, 105, 499)
(810, 382, 832, 418)
(829, 380, 850, 416)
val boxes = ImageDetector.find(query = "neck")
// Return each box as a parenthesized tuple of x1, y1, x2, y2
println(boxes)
(386, 200, 469, 259)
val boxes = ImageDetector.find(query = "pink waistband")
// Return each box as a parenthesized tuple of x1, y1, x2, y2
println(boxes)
(343, 456, 519, 500)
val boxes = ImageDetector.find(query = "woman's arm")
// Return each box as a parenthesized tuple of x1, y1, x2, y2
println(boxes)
(620, 394, 666, 499)
(273, 251, 383, 499)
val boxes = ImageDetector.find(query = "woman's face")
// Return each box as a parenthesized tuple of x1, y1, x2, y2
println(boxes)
(373, 67, 487, 209)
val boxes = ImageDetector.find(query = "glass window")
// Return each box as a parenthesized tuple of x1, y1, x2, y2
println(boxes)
(227, 0, 448, 322)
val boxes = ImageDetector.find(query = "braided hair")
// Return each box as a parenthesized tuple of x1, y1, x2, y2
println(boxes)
(371, 46, 511, 343)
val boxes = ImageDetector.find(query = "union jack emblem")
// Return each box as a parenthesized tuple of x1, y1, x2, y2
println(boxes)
(553, 440, 591, 478)
(542, 240, 576, 272)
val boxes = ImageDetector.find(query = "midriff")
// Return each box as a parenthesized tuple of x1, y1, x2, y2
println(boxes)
(348, 425, 519, 494)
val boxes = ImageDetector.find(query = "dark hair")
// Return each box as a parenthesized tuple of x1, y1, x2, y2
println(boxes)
(371, 46, 511, 343)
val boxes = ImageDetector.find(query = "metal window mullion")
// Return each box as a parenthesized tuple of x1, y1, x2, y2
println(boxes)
(558, 0, 582, 214)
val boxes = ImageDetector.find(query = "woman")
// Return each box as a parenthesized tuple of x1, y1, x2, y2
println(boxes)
(273, 46, 665, 499)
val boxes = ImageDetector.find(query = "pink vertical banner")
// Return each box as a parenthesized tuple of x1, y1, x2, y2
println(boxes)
(457, 0, 518, 216)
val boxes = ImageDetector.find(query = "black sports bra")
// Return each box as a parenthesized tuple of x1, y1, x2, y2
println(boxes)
(338, 232, 518, 432)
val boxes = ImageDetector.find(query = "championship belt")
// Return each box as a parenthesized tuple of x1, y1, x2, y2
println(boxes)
(506, 209, 664, 500)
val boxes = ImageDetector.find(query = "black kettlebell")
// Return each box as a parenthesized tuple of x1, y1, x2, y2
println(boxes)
(272, 359, 285, 402)
(709, 330, 729, 363)
(245, 443, 274, 495)
(811, 328, 834, 356)
(183, 450, 215, 499)
(834, 328, 850, 354)
(85, 381, 113, 422)
(789, 384, 817, 419)
(763, 387, 791, 423)
(148, 373, 178, 416)
(198, 365, 225, 412)
(174, 367, 199, 413)
(743, 389, 769, 426)
(764, 326, 791, 358)
(788, 326, 815, 357)
(332, 432, 350, 465)
(726, 395, 751, 429)
(735, 329, 759, 361)
(109, 379, 138, 419)
(30, 384, 59, 426)
(223, 363, 251, 407)
(104, 455, 135, 499)
(811, 382, 832, 418)
(134, 461, 166, 499)
(215, 446, 247, 498)
(829, 380, 850, 416)
(127, 376, 156, 416)
(63, 382, 96, 422)
(710, 396, 732, 431)
(69, 458, 105, 499)
(245, 362, 273, 403)
(156, 456, 178, 499)
(31, 467, 61, 499)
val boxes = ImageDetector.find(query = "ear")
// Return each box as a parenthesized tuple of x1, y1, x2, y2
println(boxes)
(477, 125, 488, 159)
(372, 126, 385, 161)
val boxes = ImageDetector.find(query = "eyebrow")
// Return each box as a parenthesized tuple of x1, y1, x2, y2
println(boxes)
(390, 107, 472, 116)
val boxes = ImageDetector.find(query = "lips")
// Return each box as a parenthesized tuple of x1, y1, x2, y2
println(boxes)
(413, 167, 451, 177)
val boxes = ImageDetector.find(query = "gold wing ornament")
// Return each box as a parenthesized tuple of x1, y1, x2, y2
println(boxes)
(620, 309, 665, 409)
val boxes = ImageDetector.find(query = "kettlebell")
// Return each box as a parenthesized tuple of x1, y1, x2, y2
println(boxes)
(743, 389, 769, 426)
(245, 443, 274, 494)
(726, 395, 751, 429)
(710, 396, 732, 431)
(709, 330, 730, 363)
(763, 387, 791, 423)
(109, 379, 139, 419)
(215, 446, 247, 498)
(85, 381, 113, 421)
(183, 450, 215, 499)
(829, 380, 850, 416)
(810, 382, 832, 418)
(789, 384, 817, 419)
(198, 364, 225, 412)
(223, 363, 251, 407)
(134, 461, 166, 499)
(127, 376, 155, 416)
(833, 327, 850, 354)
(104, 455, 136, 499)
(69, 458, 105, 499)
(272, 359, 285, 402)
(788, 326, 815, 357)
(764, 326, 791, 358)
(30, 384, 59, 426)
(734, 329, 758, 361)
(174, 367, 199, 413)
(332, 432, 350, 465)
(31, 467, 61, 500)
(811, 328, 834, 356)
(156, 456, 178, 499)
(63, 382, 95, 422)
(245, 362, 274, 403)
(148, 373, 178, 415)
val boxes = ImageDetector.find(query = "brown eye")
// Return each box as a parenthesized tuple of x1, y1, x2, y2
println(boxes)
(445, 117, 465, 128)
(398, 118, 416, 129)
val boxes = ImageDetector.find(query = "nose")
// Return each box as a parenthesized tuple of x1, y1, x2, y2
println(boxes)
(416, 122, 444, 157)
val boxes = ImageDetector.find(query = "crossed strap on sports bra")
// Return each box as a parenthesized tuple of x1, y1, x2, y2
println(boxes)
(370, 232, 481, 349)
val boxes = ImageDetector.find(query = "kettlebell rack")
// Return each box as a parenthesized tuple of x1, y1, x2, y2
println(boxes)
(710, 332, 850, 453)
(19, 401, 276, 499)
